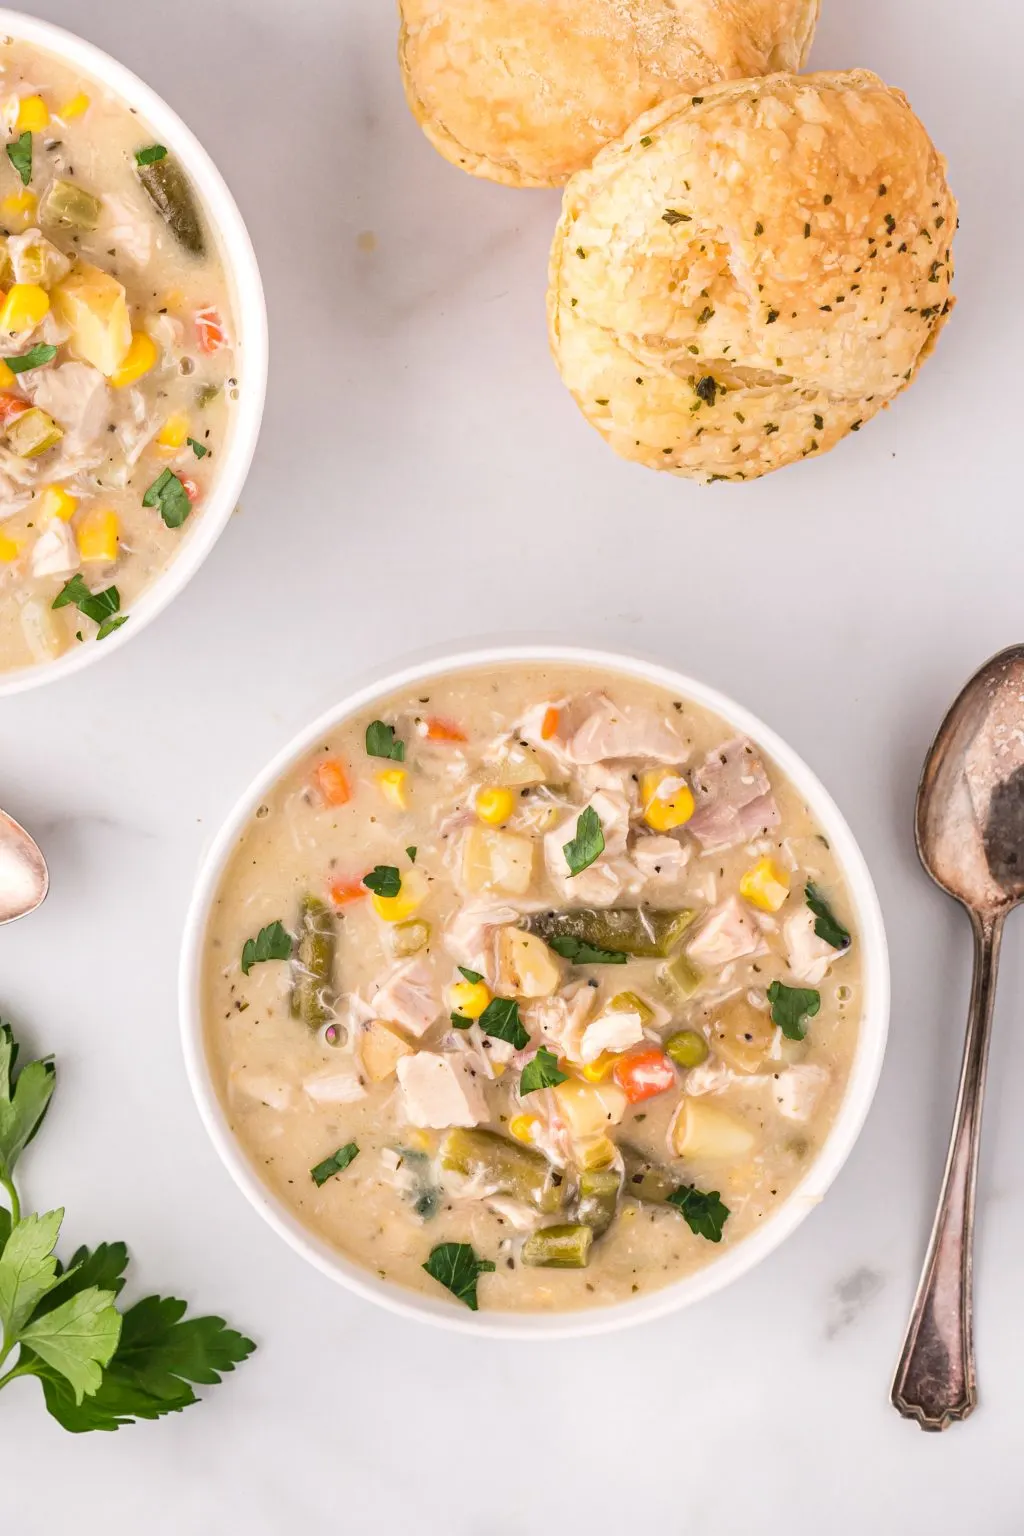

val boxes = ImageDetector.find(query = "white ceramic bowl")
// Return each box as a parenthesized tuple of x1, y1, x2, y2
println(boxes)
(0, 9, 267, 697)
(180, 645, 890, 1338)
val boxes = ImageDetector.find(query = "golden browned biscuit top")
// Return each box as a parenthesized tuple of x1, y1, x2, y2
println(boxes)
(548, 69, 957, 481)
(399, 0, 819, 187)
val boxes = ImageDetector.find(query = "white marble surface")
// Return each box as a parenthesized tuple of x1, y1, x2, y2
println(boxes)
(5, 0, 1024, 1529)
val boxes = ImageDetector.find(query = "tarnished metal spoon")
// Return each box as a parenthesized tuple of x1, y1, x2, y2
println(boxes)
(892, 644, 1024, 1430)
(0, 809, 48, 924)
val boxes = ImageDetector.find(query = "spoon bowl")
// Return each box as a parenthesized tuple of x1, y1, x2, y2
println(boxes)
(893, 644, 1024, 1430)
(0, 810, 49, 924)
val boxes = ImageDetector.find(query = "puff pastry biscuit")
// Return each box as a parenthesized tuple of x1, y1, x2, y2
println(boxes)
(398, 0, 819, 188)
(548, 70, 957, 482)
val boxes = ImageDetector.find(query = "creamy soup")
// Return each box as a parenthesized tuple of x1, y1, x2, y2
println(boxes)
(203, 666, 862, 1314)
(0, 40, 237, 671)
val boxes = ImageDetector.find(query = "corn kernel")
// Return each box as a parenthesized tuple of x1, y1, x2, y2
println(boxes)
(449, 979, 492, 1019)
(76, 507, 119, 563)
(58, 92, 90, 120)
(475, 786, 515, 826)
(581, 1052, 618, 1083)
(156, 411, 189, 449)
(640, 768, 695, 832)
(371, 867, 428, 923)
(38, 484, 77, 522)
(739, 856, 790, 914)
(0, 284, 50, 334)
(0, 189, 37, 232)
(16, 96, 49, 133)
(110, 331, 158, 389)
(376, 767, 409, 811)
(509, 1114, 539, 1145)
(577, 1135, 616, 1170)
(0, 531, 22, 562)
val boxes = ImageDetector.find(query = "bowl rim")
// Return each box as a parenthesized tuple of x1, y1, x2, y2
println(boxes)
(179, 644, 891, 1339)
(0, 7, 268, 697)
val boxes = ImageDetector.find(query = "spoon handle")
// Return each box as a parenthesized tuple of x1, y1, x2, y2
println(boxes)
(891, 910, 1004, 1430)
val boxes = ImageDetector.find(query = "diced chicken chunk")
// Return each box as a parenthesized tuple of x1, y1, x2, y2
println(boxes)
(396, 1052, 489, 1128)
(682, 1059, 743, 1096)
(28, 361, 110, 452)
(772, 1064, 829, 1122)
(566, 693, 685, 764)
(30, 519, 78, 578)
(526, 984, 596, 1063)
(688, 738, 780, 851)
(687, 897, 762, 968)
(544, 790, 631, 904)
(303, 1065, 367, 1105)
(632, 834, 691, 882)
(784, 908, 836, 985)
(579, 1008, 645, 1064)
(371, 959, 440, 1040)
(443, 902, 519, 986)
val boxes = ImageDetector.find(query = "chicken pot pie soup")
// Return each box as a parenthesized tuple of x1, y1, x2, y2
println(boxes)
(0, 39, 237, 671)
(202, 666, 864, 1315)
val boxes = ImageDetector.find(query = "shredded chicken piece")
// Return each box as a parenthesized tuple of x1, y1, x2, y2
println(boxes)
(689, 738, 780, 850)
(688, 897, 763, 968)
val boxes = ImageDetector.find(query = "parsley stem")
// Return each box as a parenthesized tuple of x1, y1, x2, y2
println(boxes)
(0, 1170, 19, 1226)
(0, 1356, 33, 1392)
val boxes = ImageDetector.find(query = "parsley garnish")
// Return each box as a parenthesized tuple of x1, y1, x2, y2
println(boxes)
(406, 846, 417, 862)
(186, 436, 208, 458)
(450, 1013, 473, 1029)
(6, 131, 31, 186)
(457, 967, 483, 984)
(0, 1021, 254, 1431)
(547, 935, 627, 966)
(142, 468, 191, 529)
(365, 720, 405, 761)
(134, 144, 167, 166)
(662, 209, 691, 225)
(240, 920, 291, 975)
(5, 344, 57, 374)
(666, 1184, 730, 1242)
(519, 1048, 568, 1096)
(696, 305, 714, 324)
(310, 1143, 359, 1187)
(563, 806, 604, 877)
(52, 575, 124, 639)
(767, 981, 821, 1040)
(477, 997, 530, 1050)
(422, 1242, 495, 1311)
(805, 882, 851, 950)
(363, 865, 401, 898)
(694, 375, 718, 406)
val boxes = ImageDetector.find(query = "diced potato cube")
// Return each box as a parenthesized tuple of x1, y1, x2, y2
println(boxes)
(461, 825, 534, 896)
(360, 1020, 414, 1083)
(553, 1079, 628, 1138)
(20, 596, 65, 661)
(496, 928, 561, 998)
(710, 997, 775, 1074)
(671, 1099, 756, 1160)
(53, 263, 132, 376)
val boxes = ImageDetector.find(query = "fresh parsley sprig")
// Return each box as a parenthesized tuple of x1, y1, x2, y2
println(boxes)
(563, 806, 605, 878)
(0, 1021, 254, 1432)
(52, 575, 126, 641)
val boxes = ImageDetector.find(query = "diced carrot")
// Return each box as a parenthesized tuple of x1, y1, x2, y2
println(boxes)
(613, 1048, 676, 1104)
(0, 391, 28, 426)
(540, 705, 560, 740)
(195, 305, 227, 353)
(424, 717, 467, 743)
(180, 476, 200, 504)
(313, 758, 351, 807)
(328, 877, 366, 907)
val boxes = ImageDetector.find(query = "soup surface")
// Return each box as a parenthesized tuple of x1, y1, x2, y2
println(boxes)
(203, 666, 862, 1314)
(0, 40, 237, 672)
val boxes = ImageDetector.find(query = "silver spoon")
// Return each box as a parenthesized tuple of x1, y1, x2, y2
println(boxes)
(0, 809, 48, 924)
(892, 643, 1024, 1430)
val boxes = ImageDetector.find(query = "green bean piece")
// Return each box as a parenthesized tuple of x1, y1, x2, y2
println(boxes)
(521, 1223, 594, 1269)
(576, 1167, 622, 1237)
(621, 1145, 677, 1205)
(40, 177, 102, 230)
(665, 1029, 709, 1068)
(439, 1128, 566, 1215)
(660, 953, 702, 1001)
(526, 906, 694, 959)
(5, 407, 62, 458)
(290, 895, 336, 1029)
(136, 155, 205, 256)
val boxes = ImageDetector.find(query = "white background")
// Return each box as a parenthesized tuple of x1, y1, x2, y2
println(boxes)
(5, 0, 1024, 1530)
